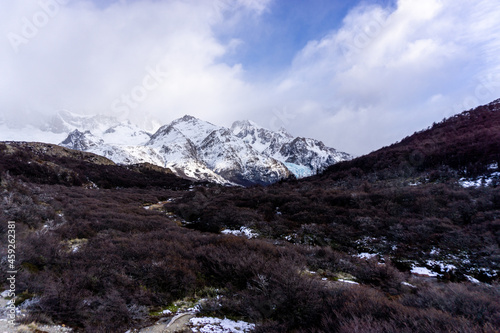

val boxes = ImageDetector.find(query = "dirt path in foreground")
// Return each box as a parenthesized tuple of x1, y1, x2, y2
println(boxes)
(138, 313, 194, 333)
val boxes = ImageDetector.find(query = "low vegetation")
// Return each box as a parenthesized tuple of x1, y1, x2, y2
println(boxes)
(0, 101, 499, 332)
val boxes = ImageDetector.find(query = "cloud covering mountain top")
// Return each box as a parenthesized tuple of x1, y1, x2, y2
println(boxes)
(1, 0, 500, 155)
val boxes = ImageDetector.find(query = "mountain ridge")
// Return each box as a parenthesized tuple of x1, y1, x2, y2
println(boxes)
(57, 113, 351, 186)
(320, 98, 500, 181)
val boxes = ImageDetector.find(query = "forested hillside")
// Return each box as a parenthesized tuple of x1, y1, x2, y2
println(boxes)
(323, 98, 500, 178)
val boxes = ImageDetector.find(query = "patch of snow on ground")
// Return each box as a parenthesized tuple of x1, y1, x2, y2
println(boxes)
(430, 247, 440, 255)
(426, 260, 456, 272)
(221, 227, 258, 239)
(459, 172, 500, 187)
(411, 266, 438, 277)
(338, 279, 359, 285)
(465, 275, 480, 283)
(479, 267, 496, 278)
(356, 252, 378, 260)
(189, 317, 255, 333)
(460, 178, 483, 188)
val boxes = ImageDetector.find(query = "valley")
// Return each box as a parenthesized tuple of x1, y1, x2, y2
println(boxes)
(0, 99, 499, 332)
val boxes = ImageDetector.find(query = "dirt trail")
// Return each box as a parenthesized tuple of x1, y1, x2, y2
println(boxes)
(143, 200, 174, 211)
(0, 287, 194, 333)
(138, 313, 194, 333)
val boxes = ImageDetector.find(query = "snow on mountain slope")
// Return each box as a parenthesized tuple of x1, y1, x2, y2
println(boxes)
(61, 129, 164, 166)
(93, 145, 165, 166)
(112, 146, 164, 165)
(231, 120, 293, 155)
(197, 127, 291, 186)
(58, 118, 232, 185)
(168, 115, 220, 145)
(102, 122, 151, 145)
(147, 123, 231, 185)
(61, 129, 104, 151)
(232, 120, 351, 177)
(145, 117, 291, 185)
(148, 124, 198, 161)
(278, 137, 352, 174)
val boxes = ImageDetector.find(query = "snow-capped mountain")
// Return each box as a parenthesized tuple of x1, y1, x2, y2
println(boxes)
(53, 113, 350, 186)
(61, 129, 104, 151)
(197, 127, 291, 186)
(231, 120, 352, 177)
(102, 123, 151, 146)
(231, 120, 294, 156)
(146, 116, 291, 186)
(278, 137, 352, 175)
(147, 120, 230, 185)
(61, 129, 164, 166)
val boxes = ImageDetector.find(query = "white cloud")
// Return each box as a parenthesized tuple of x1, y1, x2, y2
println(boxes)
(1, 0, 500, 156)
(257, 0, 500, 155)
(0, 0, 260, 129)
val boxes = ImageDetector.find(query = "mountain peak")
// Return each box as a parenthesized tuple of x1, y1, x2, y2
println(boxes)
(231, 119, 259, 128)
(180, 115, 198, 122)
(60, 129, 103, 151)
(55, 113, 350, 185)
(167, 115, 219, 146)
(277, 126, 293, 138)
(172, 115, 214, 125)
(231, 119, 293, 138)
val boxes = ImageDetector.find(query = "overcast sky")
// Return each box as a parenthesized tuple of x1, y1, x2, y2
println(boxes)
(1, 0, 500, 155)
